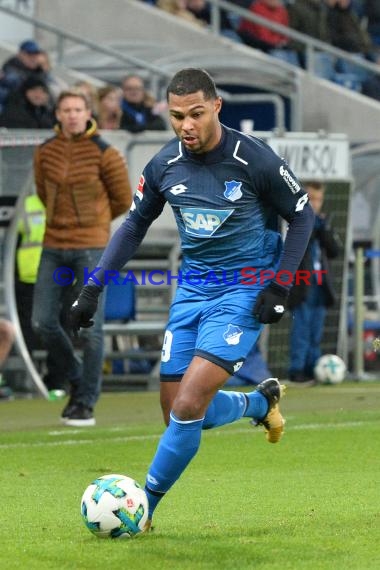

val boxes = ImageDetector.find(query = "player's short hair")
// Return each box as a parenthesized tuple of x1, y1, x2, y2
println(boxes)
(56, 88, 91, 110)
(166, 68, 218, 101)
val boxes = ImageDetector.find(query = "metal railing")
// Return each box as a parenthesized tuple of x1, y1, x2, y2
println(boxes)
(3, 173, 49, 398)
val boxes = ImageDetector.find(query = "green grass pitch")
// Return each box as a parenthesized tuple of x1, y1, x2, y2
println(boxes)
(1, 381, 380, 570)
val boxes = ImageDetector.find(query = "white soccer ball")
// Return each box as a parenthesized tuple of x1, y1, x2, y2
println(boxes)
(81, 474, 149, 538)
(314, 354, 346, 385)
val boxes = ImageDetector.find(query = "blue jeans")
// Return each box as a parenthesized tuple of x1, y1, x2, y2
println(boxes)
(32, 247, 105, 408)
(289, 284, 327, 378)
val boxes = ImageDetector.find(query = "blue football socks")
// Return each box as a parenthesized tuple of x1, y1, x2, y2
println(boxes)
(202, 390, 247, 429)
(145, 413, 203, 518)
(202, 389, 269, 429)
(243, 390, 269, 420)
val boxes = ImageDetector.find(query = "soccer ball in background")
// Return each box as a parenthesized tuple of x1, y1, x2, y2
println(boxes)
(81, 474, 149, 538)
(314, 354, 346, 385)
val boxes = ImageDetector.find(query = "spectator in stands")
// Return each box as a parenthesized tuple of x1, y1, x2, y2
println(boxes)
(326, 0, 376, 88)
(157, 0, 205, 26)
(0, 39, 47, 113)
(327, 0, 373, 55)
(288, 0, 331, 47)
(186, 0, 241, 41)
(288, 0, 336, 78)
(237, 0, 291, 53)
(37, 51, 68, 101)
(0, 77, 55, 129)
(364, 0, 380, 46)
(73, 80, 100, 117)
(288, 181, 340, 385)
(97, 85, 122, 130)
(120, 74, 167, 133)
(0, 319, 15, 400)
(31, 88, 132, 426)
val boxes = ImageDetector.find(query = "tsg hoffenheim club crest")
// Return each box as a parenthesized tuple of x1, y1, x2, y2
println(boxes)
(223, 324, 243, 345)
(224, 180, 242, 202)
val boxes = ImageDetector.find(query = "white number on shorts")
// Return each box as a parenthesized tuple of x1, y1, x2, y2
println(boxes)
(161, 330, 173, 363)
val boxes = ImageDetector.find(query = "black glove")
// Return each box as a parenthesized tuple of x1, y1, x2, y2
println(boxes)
(70, 285, 102, 332)
(253, 282, 289, 324)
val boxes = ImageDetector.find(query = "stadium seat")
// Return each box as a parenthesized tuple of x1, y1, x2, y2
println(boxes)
(104, 278, 136, 322)
(333, 72, 363, 92)
(103, 278, 164, 382)
(335, 55, 369, 83)
(312, 52, 336, 81)
(269, 48, 300, 67)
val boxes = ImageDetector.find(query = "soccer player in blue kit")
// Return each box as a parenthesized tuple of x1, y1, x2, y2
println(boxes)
(71, 68, 315, 529)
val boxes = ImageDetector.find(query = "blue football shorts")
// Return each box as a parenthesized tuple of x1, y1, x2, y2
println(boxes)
(160, 285, 263, 380)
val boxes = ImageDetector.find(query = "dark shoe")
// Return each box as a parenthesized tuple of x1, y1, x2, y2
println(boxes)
(60, 396, 78, 422)
(64, 403, 95, 427)
(253, 378, 285, 443)
(288, 372, 316, 387)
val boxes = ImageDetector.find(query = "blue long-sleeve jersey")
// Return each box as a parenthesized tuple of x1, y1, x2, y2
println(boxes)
(94, 125, 314, 293)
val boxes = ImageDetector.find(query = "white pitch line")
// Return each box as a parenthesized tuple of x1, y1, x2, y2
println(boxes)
(0, 433, 160, 450)
(0, 419, 378, 450)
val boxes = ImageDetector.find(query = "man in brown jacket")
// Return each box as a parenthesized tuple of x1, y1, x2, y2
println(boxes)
(32, 88, 132, 426)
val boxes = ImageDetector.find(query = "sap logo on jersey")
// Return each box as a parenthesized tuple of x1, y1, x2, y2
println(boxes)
(180, 207, 233, 237)
(279, 165, 301, 194)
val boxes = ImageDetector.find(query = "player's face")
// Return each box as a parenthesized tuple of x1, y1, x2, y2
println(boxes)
(168, 91, 222, 153)
(56, 96, 91, 138)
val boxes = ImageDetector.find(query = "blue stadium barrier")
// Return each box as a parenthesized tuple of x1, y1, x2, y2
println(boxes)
(365, 249, 380, 259)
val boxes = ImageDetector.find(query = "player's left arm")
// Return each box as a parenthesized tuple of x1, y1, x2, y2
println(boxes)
(253, 156, 315, 324)
(258, 156, 315, 279)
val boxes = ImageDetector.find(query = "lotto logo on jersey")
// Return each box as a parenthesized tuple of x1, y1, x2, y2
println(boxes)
(180, 207, 234, 237)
